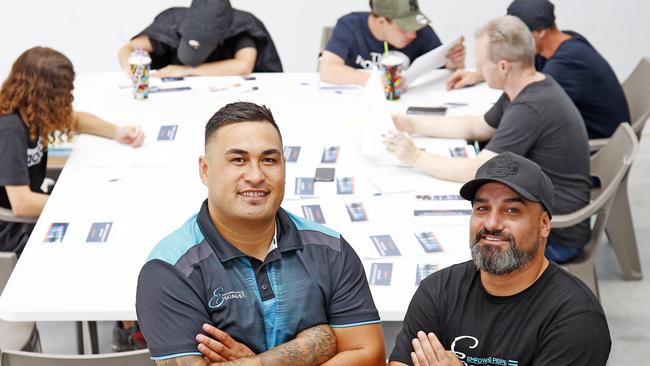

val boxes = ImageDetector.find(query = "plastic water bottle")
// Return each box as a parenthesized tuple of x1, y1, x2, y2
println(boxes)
(129, 49, 151, 100)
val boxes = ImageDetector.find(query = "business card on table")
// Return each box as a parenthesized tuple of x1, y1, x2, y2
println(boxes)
(345, 202, 368, 222)
(284, 146, 301, 163)
(369, 263, 393, 286)
(336, 177, 355, 194)
(302, 205, 326, 224)
(44, 222, 69, 243)
(321, 146, 340, 163)
(86, 222, 113, 243)
(370, 235, 401, 256)
(295, 178, 315, 195)
(157, 125, 178, 141)
(415, 263, 439, 286)
(414, 231, 443, 253)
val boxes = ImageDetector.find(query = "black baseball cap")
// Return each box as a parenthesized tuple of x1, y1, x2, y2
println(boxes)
(177, 0, 233, 66)
(460, 152, 554, 218)
(507, 0, 556, 31)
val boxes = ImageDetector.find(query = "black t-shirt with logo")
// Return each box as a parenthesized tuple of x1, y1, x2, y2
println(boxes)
(0, 113, 47, 252)
(390, 260, 611, 366)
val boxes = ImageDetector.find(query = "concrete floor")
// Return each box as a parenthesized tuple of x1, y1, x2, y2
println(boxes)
(34, 130, 650, 363)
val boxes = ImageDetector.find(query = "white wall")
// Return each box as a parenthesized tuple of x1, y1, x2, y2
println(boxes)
(1, 0, 649, 81)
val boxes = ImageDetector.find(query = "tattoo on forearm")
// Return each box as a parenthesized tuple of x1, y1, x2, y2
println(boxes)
(155, 356, 208, 366)
(258, 324, 337, 366)
(156, 325, 336, 366)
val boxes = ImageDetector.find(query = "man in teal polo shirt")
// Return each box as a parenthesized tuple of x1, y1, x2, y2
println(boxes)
(136, 102, 385, 365)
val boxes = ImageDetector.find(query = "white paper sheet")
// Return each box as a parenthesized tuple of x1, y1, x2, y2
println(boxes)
(404, 36, 462, 88)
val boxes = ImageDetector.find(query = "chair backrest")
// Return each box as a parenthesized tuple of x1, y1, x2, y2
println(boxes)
(1, 349, 155, 366)
(552, 123, 639, 246)
(622, 57, 650, 139)
(0, 207, 37, 224)
(320, 26, 334, 53)
(0, 252, 18, 295)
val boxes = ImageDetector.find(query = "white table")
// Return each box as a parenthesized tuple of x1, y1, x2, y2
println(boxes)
(0, 71, 500, 352)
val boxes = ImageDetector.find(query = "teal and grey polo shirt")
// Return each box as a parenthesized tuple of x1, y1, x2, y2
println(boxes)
(136, 200, 380, 360)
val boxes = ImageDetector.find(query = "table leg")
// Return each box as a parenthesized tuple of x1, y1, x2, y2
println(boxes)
(76, 321, 84, 354)
(88, 321, 99, 354)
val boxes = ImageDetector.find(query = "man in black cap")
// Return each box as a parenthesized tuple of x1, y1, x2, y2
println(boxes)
(448, 0, 630, 139)
(118, 0, 282, 78)
(319, 0, 465, 86)
(388, 152, 611, 366)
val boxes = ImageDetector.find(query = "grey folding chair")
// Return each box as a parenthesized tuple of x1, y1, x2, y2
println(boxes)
(554, 123, 639, 298)
(0, 208, 37, 225)
(0, 252, 41, 353)
(587, 57, 650, 281)
(590, 57, 650, 151)
(1, 349, 155, 366)
(317, 26, 335, 70)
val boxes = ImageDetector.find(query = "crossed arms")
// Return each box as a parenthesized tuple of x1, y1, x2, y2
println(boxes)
(154, 323, 384, 366)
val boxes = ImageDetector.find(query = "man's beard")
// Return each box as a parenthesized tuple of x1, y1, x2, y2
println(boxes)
(470, 228, 539, 275)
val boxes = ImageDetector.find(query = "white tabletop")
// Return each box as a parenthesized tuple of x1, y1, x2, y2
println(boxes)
(0, 71, 500, 322)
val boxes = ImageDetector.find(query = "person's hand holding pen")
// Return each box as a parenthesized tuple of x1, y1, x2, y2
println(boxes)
(114, 125, 145, 147)
(383, 129, 421, 166)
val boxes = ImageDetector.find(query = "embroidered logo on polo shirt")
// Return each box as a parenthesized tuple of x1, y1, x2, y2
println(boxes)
(208, 287, 247, 309)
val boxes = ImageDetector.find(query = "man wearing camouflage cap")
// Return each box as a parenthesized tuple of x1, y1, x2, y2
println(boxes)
(320, 0, 465, 85)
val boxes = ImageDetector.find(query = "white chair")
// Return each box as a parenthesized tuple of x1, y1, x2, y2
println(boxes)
(1, 349, 155, 366)
(0, 252, 40, 353)
(554, 123, 639, 298)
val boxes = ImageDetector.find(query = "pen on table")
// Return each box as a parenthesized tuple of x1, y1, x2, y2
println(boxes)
(210, 85, 259, 94)
(209, 83, 242, 92)
(443, 102, 469, 107)
(149, 86, 192, 93)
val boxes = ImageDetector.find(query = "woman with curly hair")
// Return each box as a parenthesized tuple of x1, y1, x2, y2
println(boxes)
(0, 47, 145, 254)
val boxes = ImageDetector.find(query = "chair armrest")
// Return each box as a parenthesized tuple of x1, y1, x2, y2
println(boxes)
(589, 138, 609, 153)
(0, 207, 37, 224)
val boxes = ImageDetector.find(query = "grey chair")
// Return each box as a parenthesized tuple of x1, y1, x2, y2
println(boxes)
(1, 349, 155, 366)
(554, 123, 639, 298)
(0, 208, 37, 225)
(317, 26, 335, 70)
(0, 252, 41, 354)
(587, 57, 650, 281)
(590, 57, 650, 150)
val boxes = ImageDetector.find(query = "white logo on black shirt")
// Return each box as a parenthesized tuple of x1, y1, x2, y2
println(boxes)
(355, 51, 411, 70)
(26, 137, 44, 167)
(451, 335, 519, 366)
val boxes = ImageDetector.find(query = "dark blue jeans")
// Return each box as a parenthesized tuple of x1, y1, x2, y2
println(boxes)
(545, 238, 581, 264)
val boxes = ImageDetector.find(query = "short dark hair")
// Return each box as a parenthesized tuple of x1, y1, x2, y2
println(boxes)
(204, 102, 282, 146)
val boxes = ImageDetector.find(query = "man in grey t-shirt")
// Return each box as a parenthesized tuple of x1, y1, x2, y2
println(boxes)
(383, 15, 590, 262)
